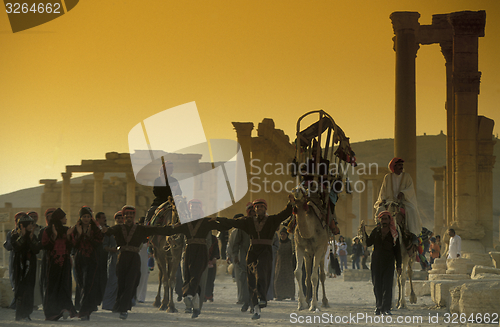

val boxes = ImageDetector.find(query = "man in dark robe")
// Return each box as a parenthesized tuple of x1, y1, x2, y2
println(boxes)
(38, 207, 55, 304)
(363, 211, 402, 316)
(101, 211, 123, 311)
(41, 208, 78, 321)
(168, 199, 228, 319)
(72, 206, 104, 320)
(102, 205, 176, 319)
(95, 212, 109, 305)
(204, 233, 220, 302)
(11, 214, 41, 321)
(228, 206, 252, 312)
(218, 195, 294, 320)
(274, 227, 295, 301)
(27, 211, 43, 309)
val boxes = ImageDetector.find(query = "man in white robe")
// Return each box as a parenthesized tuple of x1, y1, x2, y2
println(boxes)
(374, 157, 422, 237)
(447, 229, 461, 259)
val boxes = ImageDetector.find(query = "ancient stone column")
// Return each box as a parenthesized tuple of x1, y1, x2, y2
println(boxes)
(61, 172, 72, 224)
(126, 172, 136, 207)
(93, 172, 105, 213)
(391, 11, 420, 188)
(477, 116, 496, 249)
(431, 167, 446, 234)
(449, 11, 485, 238)
(441, 41, 455, 227)
(232, 122, 254, 209)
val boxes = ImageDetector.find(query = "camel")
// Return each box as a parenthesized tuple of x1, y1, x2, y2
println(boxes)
(149, 197, 185, 312)
(293, 189, 330, 311)
(383, 200, 417, 309)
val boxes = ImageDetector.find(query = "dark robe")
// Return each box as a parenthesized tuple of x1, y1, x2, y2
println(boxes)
(205, 234, 220, 300)
(104, 223, 174, 313)
(101, 234, 118, 310)
(38, 227, 48, 304)
(169, 218, 226, 298)
(218, 203, 293, 307)
(41, 227, 77, 320)
(97, 236, 109, 305)
(72, 225, 104, 317)
(274, 237, 295, 300)
(365, 226, 402, 312)
(11, 231, 41, 320)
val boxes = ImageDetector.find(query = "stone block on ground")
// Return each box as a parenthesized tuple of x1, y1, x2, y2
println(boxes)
(428, 273, 469, 281)
(405, 280, 430, 297)
(471, 265, 500, 278)
(446, 268, 469, 275)
(472, 273, 500, 280)
(458, 281, 500, 316)
(447, 257, 474, 273)
(449, 285, 462, 314)
(431, 280, 462, 307)
(434, 258, 447, 266)
(431, 263, 447, 270)
(411, 270, 429, 280)
(462, 253, 494, 267)
(489, 251, 500, 268)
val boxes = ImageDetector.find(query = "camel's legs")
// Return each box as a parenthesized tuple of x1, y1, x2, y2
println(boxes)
(294, 246, 308, 310)
(408, 260, 417, 304)
(309, 255, 320, 311)
(319, 259, 329, 308)
(154, 250, 164, 308)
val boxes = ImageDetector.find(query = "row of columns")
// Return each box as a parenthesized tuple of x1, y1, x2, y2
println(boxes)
(390, 11, 495, 248)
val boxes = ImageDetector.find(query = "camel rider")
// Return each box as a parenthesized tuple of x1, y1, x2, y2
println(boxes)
(289, 143, 339, 234)
(146, 161, 182, 225)
(374, 158, 422, 244)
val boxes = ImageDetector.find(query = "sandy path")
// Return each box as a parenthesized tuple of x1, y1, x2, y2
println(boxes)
(0, 268, 474, 327)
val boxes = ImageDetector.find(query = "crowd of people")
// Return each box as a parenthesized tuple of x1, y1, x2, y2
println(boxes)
(3, 157, 457, 321)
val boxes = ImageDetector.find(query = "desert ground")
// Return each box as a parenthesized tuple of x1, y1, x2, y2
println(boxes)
(3, 262, 490, 327)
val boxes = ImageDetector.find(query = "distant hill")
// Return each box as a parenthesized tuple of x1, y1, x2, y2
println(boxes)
(2, 134, 499, 227)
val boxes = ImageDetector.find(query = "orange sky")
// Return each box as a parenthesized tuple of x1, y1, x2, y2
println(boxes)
(1, 0, 499, 196)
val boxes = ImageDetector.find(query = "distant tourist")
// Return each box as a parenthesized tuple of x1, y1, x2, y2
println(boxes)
(447, 229, 461, 259)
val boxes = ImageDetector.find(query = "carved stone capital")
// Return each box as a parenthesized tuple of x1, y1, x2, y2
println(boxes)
(232, 122, 254, 138)
(390, 11, 420, 34)
(449, 10, 486, 37)
(62, 172, 72, 180)
(452, 71, 481, 94)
